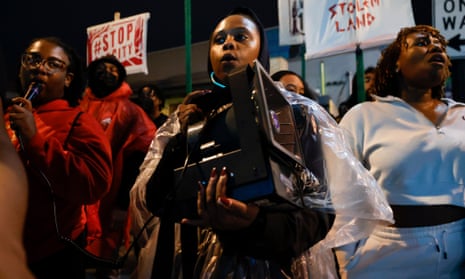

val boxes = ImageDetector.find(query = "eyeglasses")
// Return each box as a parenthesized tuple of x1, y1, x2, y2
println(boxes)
(21, 53, 68, 74)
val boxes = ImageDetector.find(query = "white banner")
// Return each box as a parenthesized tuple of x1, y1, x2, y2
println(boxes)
(303, 0, 415, 59)
(278, 0, 305, 45)
(86, 12, 150, 75)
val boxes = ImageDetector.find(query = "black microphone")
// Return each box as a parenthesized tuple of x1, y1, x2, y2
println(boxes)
(24, 81, 43, 101)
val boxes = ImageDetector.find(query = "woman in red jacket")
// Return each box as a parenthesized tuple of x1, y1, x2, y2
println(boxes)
(6, 36, 113, 279)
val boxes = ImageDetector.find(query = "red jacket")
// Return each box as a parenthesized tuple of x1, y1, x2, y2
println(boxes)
(80, 82, 156, 258)
(5, 99, 113, 263)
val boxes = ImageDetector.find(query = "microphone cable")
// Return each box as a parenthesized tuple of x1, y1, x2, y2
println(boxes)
(28, 153, 155, 269)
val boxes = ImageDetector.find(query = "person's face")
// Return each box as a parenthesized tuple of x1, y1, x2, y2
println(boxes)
(142, 86, 162, 111)
(209, 14, 261, 81)
(396, 31, 449, 89)
(20, 39, 72, 105)
(151, 95, 162, 112)
(88, 60, 122, 98)
(279, 74, 305, 95)
(102, 62, 119, 80)
(364, 72, 375, 92)
(94, 62, 120, 88)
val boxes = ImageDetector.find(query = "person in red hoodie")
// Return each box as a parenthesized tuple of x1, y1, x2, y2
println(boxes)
(6, 36, 113, 279)
(80, 55, 156, 278)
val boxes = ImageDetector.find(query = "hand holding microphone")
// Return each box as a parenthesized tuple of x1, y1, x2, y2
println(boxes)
(23, 81, 43, 102)
(8, 81, 43, 142)
(178, 89, 211, 133)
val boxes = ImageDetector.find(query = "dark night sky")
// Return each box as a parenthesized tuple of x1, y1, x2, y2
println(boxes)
(2, 1, 278, 90)
(2, 0, 430, 92)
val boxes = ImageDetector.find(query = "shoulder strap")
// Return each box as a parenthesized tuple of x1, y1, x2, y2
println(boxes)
(63, 111, 83, 149)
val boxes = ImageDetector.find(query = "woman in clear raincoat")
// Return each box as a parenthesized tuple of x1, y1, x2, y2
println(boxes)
(129, 6, 393, 279)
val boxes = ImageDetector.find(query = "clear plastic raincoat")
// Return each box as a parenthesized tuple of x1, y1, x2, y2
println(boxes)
(129, 84, 393, 278)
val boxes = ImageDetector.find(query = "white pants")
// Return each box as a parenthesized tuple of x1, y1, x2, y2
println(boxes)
(335, 218, 465, 279)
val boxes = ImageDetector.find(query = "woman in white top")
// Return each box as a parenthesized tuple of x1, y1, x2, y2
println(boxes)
(337, 25, 465, 278)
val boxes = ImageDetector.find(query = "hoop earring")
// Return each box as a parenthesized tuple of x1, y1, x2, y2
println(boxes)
(210, 72, 226, 88)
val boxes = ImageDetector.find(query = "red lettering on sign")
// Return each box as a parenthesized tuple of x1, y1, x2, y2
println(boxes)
(127, 23, 133, 40)
(335, 12, 376, 32)
(102, 34, 109, 51)
(329, 0, 380, 19)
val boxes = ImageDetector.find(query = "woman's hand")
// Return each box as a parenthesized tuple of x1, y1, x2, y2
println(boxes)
(177, 90, 211, 133)
(8, 97, 36, 141)
(181, 167, 259, 231)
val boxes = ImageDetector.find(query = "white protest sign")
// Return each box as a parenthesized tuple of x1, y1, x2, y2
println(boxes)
(87, 12, 150, 75)
(303, 0, 415, 59)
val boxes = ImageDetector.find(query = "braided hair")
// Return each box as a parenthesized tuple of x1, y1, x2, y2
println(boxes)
(374, 25, 451, 99)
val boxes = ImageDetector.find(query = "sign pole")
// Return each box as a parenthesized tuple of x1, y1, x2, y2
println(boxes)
(300, 43, 306, 82)
(356, 44, 365, 103)
(320, 60, 326, 96)
(184, 0, 192, 93)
